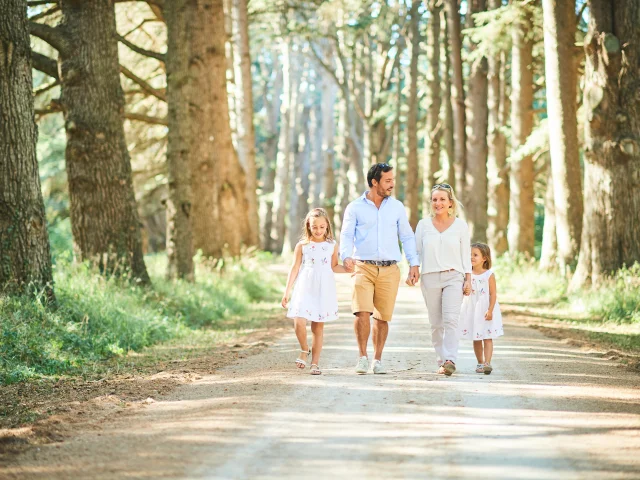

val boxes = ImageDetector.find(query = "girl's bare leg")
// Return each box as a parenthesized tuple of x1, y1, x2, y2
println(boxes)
(473, 340, 484, 364)
(310, 321, 324, 366)
(294, 317, 309, 368)
(484, 339, 494, 364)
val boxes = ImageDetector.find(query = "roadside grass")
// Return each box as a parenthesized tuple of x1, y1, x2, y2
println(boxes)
(0, 251, 285, 386)
(494, 256, 640, 353)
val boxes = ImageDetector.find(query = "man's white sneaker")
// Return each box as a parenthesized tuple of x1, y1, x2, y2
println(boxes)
(355, 356, 369, 374)
(372, 360, 387, 374)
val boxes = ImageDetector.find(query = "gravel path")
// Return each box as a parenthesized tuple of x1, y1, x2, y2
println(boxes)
(5, 276, 640, 479)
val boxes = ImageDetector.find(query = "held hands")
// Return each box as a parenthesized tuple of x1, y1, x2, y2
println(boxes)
(405, 266, 420, 286)
(463, 280, 472, 296)
(343, 257, 355, 273)
(484, 310, 493, 321)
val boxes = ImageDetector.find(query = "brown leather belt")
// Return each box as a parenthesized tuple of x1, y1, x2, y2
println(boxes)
(357, 260, 398, 267)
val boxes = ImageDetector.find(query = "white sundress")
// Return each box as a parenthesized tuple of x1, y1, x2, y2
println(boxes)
(286, 240, 339, 323)
(458, 269, 504, 340)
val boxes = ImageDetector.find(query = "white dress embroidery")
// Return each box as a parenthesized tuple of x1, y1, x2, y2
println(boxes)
(458, 269, 504, 340)
(286, 241, 339, 322)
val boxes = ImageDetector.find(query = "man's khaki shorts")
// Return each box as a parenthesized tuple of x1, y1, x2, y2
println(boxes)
(351, 262, 401, 322)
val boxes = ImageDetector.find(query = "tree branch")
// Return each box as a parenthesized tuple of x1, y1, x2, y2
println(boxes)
(28, 1, 57, 6)
(30, 22, 68, 54)
(120, 65, 166, 102)
(117, 34, 166, 64)
(31, 51, 59, 80)
(309, 42, 342, 87)
(34, 79, 60, 96)
(30, 5, 60, 21)
(124, 112, 168, 126)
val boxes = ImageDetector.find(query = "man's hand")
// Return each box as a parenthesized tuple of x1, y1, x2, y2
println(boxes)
(408, 266, 420, 286)
(343, 257, 355, 273)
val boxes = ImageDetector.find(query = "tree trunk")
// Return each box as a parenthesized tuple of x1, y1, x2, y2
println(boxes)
(232, 0, 259, 247)
(164, 0, 194, 281)
(259, 52, 282, 251)
(405, 0, 421, 228)
(192, 0, 249, 258)
(320, 52, 338, 224)
(394, 68, 405, 202)
(542, 0, 583, 272)
(423, 0, 442, 215)
(272, 37, 299, 253)
(508, 5, 535, 257)
(0, 0, 54, 296)
(486, 0, 509, 256)
(464, 0, 489, 242)
(571, 0, 640, 288)
(310, 102, 324, 209)
(540, 162, 557, 270)
(57, 0, 149, 282)
(441, 7, 456, 188)
(289, 102, 311, 249)
(445, 0, 466, 196)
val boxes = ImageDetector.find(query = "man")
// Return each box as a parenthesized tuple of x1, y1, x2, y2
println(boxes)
(340, 163, 420, 374)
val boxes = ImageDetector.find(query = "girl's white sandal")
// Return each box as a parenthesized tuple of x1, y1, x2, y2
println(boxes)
(310, 364, 322, 375)
(295, 349, 311, 369)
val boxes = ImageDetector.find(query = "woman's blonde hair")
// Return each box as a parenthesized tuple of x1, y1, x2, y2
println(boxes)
(429, 183, 463, 218)
(300, 208, 335, 243)
(471, 242, 492, 269)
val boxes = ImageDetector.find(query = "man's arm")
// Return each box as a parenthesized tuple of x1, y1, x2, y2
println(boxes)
(398, 206, 419, 267)
(339, 203, 356, 261)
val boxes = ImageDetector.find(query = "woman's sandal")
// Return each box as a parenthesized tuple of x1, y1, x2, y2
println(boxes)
(475, 364, 484, 373)
(295, 349, 311, 369)
(310, 364, 322, 375)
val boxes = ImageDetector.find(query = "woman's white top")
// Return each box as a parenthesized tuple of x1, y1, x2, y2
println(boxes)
(415, 217, 472, 275)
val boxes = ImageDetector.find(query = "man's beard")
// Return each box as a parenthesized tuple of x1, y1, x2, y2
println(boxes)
(378, 186, 392, 197)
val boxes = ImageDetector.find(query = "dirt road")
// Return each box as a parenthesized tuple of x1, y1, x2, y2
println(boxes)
(4, 276, 640, 479)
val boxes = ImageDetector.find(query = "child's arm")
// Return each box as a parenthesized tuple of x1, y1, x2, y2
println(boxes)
(281, 243, 303, 308)
(485, 273, 497, 320)
(331, 242, 348, 273)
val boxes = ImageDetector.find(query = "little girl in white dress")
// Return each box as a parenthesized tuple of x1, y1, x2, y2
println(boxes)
(458, 243, 503, 374)
(281, 208, 348, 375)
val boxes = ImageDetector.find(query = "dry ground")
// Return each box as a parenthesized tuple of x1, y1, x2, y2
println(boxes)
(1, 275, 639, 479)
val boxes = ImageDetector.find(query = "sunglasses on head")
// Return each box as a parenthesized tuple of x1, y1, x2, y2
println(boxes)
(432, 183, 452, 190)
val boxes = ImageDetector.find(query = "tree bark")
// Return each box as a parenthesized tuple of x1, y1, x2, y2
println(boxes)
(164, 0, 194, 280)
(542, 0, 583, 272)
(464, 0, 489, 242)
(259, 52, 282, 251)
(232, 0, 259, 247)
(0, 0, 54, 296)
(289, 101, 311, 249)
(571, 0, 640, 288)
(445, 0, 466, 196)
(310, 102, 324, 209)
(441, 7, 456, 188)
(46, 0, 150, 282)
(508, 5, 535, 257)
(423, 0, 442, 216)
(405, 0, 421, 228)
(320, 53, 338, 224)
(540, 161, 557, 270)
(486, 0, 509, 256)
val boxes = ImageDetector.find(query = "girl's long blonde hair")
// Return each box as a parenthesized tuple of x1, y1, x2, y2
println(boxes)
(300, 208, 335, 243)
(429, 183, 463, 218)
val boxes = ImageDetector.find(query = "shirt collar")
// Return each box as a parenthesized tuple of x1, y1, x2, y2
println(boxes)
(360, 191, 390, 206)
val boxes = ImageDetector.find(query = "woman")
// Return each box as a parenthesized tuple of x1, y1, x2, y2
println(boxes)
(409, 183, 471, 376)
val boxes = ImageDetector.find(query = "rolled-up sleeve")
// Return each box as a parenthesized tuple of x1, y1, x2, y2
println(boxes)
(339, 203, 356, 261)
(460, 221, 472, 274)
(398, 207, 419, 266)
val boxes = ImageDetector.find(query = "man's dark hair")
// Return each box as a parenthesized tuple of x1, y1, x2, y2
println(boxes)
(367, 163, 393, 187)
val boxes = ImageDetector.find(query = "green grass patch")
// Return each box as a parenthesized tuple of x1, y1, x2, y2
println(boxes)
(0, 252, 283, 385)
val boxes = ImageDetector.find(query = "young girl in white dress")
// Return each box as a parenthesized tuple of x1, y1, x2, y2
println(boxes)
(281, 208, 348, 375)
(458, 243, 503, 374)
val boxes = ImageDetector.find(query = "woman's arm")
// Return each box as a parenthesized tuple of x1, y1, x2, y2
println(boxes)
(485, 273, 497, 320)
(281, 243, 303, 307)
(332, 242, 348, 273)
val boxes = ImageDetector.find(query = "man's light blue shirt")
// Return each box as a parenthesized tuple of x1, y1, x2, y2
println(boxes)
(339, 192, 419, 266)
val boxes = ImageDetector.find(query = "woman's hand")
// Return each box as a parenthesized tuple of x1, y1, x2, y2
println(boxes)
(281, 293, 289, 308)
(463, 280, 472, 296)
(484, 310, 493, 321)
